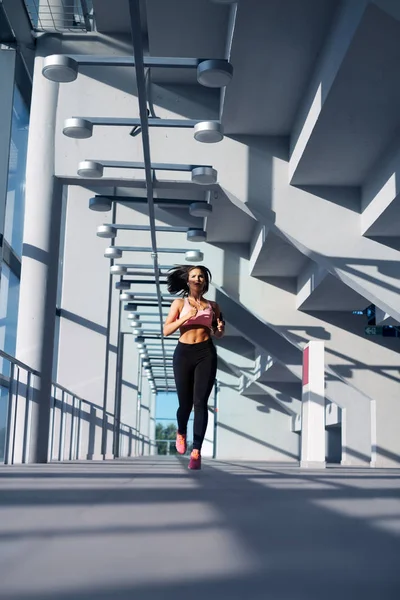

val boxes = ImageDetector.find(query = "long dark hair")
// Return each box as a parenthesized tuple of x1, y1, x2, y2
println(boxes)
(167, 265, 212, 296)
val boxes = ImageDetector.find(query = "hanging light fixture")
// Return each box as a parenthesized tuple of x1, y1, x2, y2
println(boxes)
(130, 319, 142, 327)
(42, 55, 79, 82)
(120, 292, 135, 301)
(189, 202, 213, 218)
(187, 229, 207, 242)
(135, 336, 146, 349)
(63, 118, 93, 139)
(111, 265, 127, 275)
(89, 197, 112, 212)
(185, 250, 204, 262)
(77, 160, 104, 178)
(191, 166, 218, 185)
(97, 225, 116, 238)
(115, 281, 131, 290)
(104, 247, 122, 259)
(124, 303, 138, 311)
(197, 59, 233, 88)
(194, 121, 224, 143)
(127, 313, 140, 321)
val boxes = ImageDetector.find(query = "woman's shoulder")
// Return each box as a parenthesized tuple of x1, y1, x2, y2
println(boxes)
(207, 300, 218, 307)
(207, 300, 219, 311)
(172, 297, 185, 307)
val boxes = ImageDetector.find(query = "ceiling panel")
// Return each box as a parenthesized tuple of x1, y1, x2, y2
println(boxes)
(222, 0, 338, 135)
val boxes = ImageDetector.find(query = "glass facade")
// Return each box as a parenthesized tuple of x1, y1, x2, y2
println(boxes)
(0, 265, 20, 358)
(4, 85, 29, 258)
(0, 83, 29, 461)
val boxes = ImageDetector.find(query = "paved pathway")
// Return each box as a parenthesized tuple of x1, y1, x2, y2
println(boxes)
(0, 457, 400, 599)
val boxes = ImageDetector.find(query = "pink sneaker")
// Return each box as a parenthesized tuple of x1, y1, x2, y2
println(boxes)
(175, 433, 187, 455)
(188, 451, 201, 470)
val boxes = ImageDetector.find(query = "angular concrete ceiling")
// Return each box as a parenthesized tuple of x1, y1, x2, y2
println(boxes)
(222, 0, 338, 135)
(292, 3, 400, 185)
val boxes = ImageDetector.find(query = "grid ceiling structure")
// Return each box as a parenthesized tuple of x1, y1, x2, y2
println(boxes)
(24, 0, 92, 32)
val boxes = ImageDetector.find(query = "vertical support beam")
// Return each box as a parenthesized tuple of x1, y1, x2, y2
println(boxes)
(135, 358, 142, 456)
(300, 341, 326, 468)
(101, 201, 116, 458)
(140, 380, 151, 456)
(113, 310, 124, 458)
(148, 390, 156, 456)
(14, 45, 63, 464)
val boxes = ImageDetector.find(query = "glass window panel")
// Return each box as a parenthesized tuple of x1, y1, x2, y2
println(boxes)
(0, 264, 20, 364)
(0, 380, 11, 463)
(0, 265, 19, 463)
(4, 86, 29, 258)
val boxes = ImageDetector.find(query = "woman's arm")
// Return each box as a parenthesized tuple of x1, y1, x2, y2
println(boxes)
(211, 302, 225, 339)
(163, 299, 197, 336)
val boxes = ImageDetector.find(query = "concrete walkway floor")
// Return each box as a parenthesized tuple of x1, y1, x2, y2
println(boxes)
(0, 457, 400, 599)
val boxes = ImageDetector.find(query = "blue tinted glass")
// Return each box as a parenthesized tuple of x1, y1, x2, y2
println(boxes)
(0, 265, 20, 359)
(0, 265, 19, 463)
(4, 86, 29, 257)
(0, 386, 10, 462)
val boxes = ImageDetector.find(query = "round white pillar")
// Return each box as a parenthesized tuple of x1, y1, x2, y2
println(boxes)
(15, 42, 63, 464)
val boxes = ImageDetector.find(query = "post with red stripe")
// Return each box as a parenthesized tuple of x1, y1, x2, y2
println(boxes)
(300, 341, 326, 469)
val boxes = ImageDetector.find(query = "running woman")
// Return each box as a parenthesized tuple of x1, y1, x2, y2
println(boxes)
(163, 265, 225, 470)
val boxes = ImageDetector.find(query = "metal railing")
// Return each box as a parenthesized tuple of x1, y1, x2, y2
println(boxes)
(24, 0, 93, 33)
(0, 348, 149, 465)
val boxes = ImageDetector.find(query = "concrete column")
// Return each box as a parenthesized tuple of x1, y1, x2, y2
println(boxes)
(300, 341, 326, 468)
(14, 45, 63, 464)
(0, 50, 15, 241)
(149, 391, 156, 456)
(140, 381, 151, 456)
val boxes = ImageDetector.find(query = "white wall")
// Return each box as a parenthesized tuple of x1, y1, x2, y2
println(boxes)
(216, 388, 299, 462)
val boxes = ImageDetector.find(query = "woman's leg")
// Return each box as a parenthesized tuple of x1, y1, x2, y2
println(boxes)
(192, 344, 217, 451)
(173, 344, 195, 436)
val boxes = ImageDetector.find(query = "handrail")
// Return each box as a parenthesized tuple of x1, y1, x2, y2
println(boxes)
(0, 347, 152, 464)
(0, 348, 41, 377)
(0, 348, 118, 420)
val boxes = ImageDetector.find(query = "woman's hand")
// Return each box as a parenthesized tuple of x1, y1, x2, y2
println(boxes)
(185, 306, 198, 320)
(217, 318, 225, 333)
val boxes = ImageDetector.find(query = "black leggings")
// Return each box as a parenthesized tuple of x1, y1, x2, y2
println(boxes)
(173, 339, 217, 451)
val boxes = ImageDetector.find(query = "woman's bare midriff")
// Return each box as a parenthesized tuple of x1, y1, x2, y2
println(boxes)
(179, 325, 211, 344)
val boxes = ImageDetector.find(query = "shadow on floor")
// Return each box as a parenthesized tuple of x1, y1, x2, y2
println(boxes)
(0, 458, 399, 599)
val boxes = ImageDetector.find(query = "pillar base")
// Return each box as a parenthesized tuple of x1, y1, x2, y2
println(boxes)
(300, 460, 326, 469)
(86, 454, 104, 461)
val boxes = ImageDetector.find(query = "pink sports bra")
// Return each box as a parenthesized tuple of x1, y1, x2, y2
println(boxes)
(179, 297, 214, 329)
